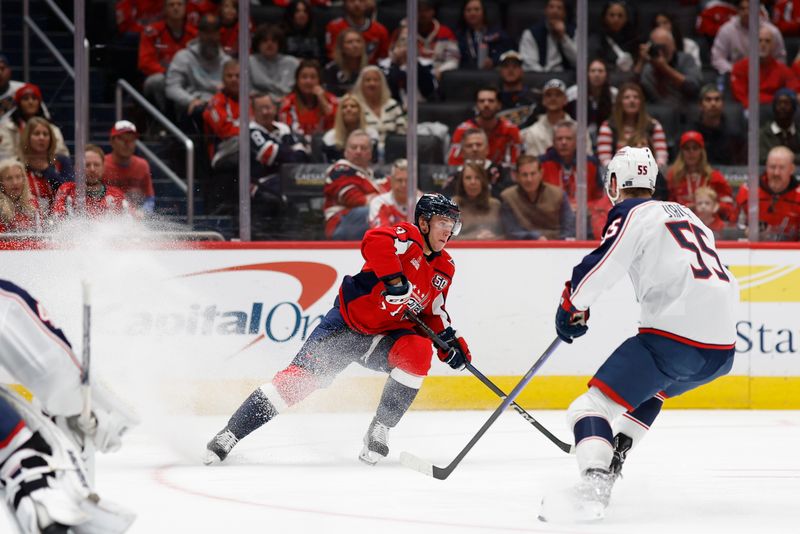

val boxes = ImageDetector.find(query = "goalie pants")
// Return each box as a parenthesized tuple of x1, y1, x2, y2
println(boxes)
(271, 303, 433, 407)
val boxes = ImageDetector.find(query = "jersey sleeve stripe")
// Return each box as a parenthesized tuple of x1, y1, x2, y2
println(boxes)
(638, 327, 736, 350)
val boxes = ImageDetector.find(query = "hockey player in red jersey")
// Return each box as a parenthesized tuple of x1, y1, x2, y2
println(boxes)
(205, 193, 472, 466)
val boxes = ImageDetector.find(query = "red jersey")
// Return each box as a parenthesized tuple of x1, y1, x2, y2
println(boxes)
(666, 168, 736, 222)
(116, 0, 214, 33)
(51, 183, 129, 218)
(730, 57, 800, 109)
(735, 176, 800, 240)
(323, 159, 388, 238)
(325, 17, 390, 64)
(448, 118, 521, 166)
(138, 21, 197, 76)
(369, 191, 409, 228)
(338, 222, 455, 336)
(26, 174, 53, 209)
(203, 91, 240, 139)
(696, 1, 738, 38)
(773, 0, 800, 35)
(219, 19, 253, 57)
(279, 92, 338, 137)
(0, 196, 41, 233)
(103, 154, 155, 205)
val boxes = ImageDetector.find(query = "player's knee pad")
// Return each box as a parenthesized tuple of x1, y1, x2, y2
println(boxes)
(0, 387, 136, 534)
(387, 335, 433, 378)
(567, 386, 628, 431)
(272, 364, 321, 407)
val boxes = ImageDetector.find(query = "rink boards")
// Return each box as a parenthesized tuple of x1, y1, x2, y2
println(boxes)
(1, 240, 799, 411)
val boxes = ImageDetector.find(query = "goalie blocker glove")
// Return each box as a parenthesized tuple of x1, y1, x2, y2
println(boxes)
(555, 281, 590, 344)
(437, 327, 471, 370)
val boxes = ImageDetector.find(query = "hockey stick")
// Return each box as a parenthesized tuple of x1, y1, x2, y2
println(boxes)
(404, 312, 573, 454)
(80, 280, 95, 485)
(399, 336, 562, 480)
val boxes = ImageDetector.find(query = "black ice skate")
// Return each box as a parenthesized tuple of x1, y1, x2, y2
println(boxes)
(204, 428, 238, 465)
(359, 418, 389, 465)
(609, 432, 633, 478)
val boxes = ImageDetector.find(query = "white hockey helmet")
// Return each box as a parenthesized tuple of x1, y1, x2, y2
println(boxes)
(604, 146, 657, 203)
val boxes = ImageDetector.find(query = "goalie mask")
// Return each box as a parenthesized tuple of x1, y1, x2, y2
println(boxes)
(604, 146, 657, 204)
(414, 193, 462, 237)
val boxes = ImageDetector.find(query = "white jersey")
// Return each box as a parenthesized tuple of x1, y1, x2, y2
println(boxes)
(570, 199, 738, 348)
(0, 280, 84, 416)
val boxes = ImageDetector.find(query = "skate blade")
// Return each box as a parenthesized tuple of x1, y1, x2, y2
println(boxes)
(358, 445, 382, 466)
(538, 489, 605, 524)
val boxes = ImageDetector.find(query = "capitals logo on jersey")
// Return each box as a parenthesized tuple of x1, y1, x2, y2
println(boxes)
(431, 274, 449, 290)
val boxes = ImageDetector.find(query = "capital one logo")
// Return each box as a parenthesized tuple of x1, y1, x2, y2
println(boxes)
(127, 262, 338, 345)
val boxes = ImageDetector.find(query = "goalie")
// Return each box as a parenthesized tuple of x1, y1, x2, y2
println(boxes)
(0, 279, 138, 534)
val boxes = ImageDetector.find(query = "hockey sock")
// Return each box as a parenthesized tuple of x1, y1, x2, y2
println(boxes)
(627, 395, 663, 427)
(375, 377, 419, 428)
(226, 388, 279, 440)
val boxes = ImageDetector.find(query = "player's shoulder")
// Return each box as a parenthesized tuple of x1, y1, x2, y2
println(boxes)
(608, 198, 656, 220)
(432, 248, 456, 276)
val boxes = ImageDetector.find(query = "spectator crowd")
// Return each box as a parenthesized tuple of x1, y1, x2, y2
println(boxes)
(1, 0, 799, 241)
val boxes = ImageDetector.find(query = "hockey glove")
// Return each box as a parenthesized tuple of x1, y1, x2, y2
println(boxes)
(382, 275, 413, 306)
(437, 327, 472, 370)
(555, 281, 590, 344)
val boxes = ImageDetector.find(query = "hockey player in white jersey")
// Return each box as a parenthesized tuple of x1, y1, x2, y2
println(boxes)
(0, 279, 138, 533)
(540, 146, 739, 522)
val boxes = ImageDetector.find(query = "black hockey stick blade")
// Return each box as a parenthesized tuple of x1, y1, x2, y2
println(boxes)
(403, 311, 573, 454)
(399, 336, 563, 480)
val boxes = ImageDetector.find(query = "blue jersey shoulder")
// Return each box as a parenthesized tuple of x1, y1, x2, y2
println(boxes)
(0, 279, 72, 349)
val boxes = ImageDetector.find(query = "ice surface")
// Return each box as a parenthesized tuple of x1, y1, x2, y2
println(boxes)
(4, 409, 795, 534)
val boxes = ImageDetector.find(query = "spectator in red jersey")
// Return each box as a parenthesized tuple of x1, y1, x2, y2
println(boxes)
(441, 128, 513, 200)
(323, 129, 387, 240)
(500, 154, 575, 240)
(368, 159, 420, 228)
(773, 0, 800, 36)
(448, 86, 521, 167)
(103, 120, 155, 214)
(518, 0, 576, 72)
(18, 117, 73, 212)
(325, 0, 390, 64)
(280, 59, 338, 140)
(538, 120, 607, 238)
(282, 0, 324, 60)
(451, 161, 502, 240)
(666, 131, 735, 222)
(322, 94, 379, 163)
(217, 0, 252, 57)
(323, 28, 368, 97)
(521, 79, 578, 158)
(138, 0, 197, 112)
(0, 54, 24, 115)
(759, 88, 800, 165)
(595, 82, 668, 168)
(52, 145, 129, 219)
(735, 145, 800, 241)
(248, 24, 299, 101)
(352, 66, 407, 151)
(693, 186, 732, 240)
(456, 0, 514, 70)
(730, 26, 800, 110)
(202, 59, 241, 169)
(165, 13, 231, 125)
(0, 84, 68, 160)
(0, 158, 42, 233)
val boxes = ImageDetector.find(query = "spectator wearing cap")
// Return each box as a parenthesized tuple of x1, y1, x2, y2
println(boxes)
(0, 54, 24, 115)
(518, 0, 576, 72)
(666, 131, 736, 222)
(324, 0, 390, 65)
(687, 85, 745, 165)
(103, 120, 155, 214)
(448, 86, 521, 167)
(521, 79, 581, 158)
(735, 145, 800, 241)
(497, 51, 538, 124)
(759, 88, 800, 165)
(500, 154, 575, 240)
(634, 26, 702, 108)
(53, 145, 129, 219)
(730, 26, 800, 110)
(249, 24, 300, 100)
(138, 0, 197, 112)
(711, 0, 786, 76)
(0, 84, 68, 160)
(166, 13, 232, 123)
